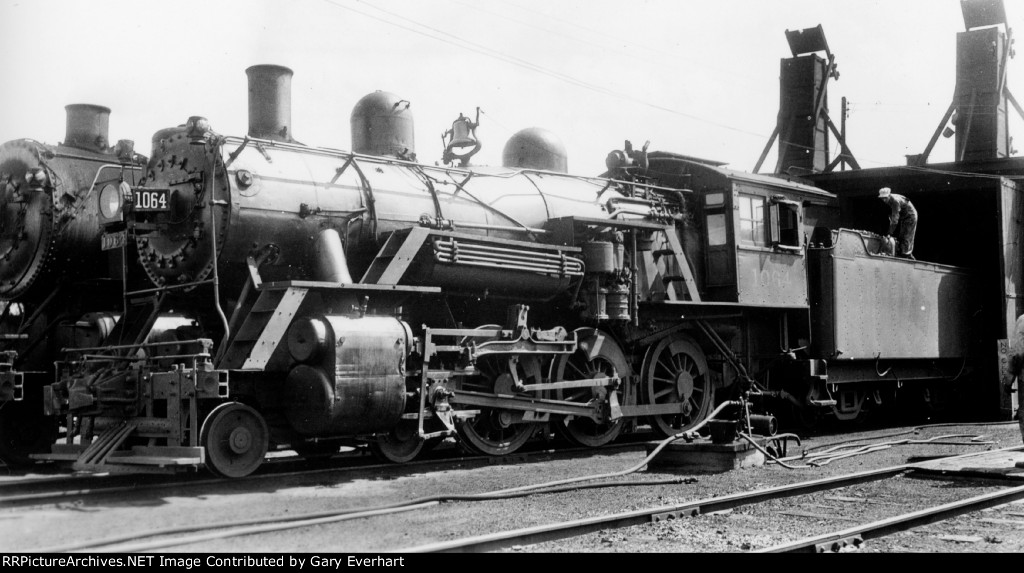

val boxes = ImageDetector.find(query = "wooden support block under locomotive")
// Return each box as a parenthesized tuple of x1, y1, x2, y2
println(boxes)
(5, 4, 1024, 476)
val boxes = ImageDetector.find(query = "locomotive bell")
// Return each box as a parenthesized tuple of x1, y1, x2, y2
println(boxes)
(442, 110, 481, 166)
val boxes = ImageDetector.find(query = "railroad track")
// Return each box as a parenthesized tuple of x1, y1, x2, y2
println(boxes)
(401, 445, 1024, 553)
(756, 482, 1024, 552)
(8, 427, 1014, 553)
(0, 439, 649, 509)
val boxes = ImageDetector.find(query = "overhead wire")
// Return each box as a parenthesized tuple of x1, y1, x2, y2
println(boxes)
(452, 0, 759, 90)
(450, 0, 652, 68)
(323, 1, 1023, 172)
(321, 0, 771, 140)
(497, 0, 730, 70)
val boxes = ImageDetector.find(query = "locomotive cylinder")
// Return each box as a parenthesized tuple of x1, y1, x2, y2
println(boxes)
(283, 315, 409, 437)
(246, 64, 295, 143)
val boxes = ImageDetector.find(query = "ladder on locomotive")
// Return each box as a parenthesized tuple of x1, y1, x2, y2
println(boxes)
(641, 226, 700, 302)
(218, 285, 308, 370)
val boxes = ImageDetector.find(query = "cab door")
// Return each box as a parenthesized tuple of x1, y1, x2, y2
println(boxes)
(702, 189, 736, 301)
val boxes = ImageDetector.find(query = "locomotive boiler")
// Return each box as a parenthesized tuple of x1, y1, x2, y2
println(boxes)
(0, 105, 145, 464)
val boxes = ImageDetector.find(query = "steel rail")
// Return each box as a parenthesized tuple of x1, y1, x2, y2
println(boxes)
(404, 445, 1024, 553)
(756, 482, 1024, 553)
(405, 466, 908, 552)
(0, 441, 650, 508)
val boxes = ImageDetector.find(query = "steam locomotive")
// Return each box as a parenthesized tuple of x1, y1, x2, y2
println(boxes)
(11, 64, 984, 478)
(0, 106, 145, 463)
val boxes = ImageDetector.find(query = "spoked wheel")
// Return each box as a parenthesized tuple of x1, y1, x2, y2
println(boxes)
(642, 334, 713, 437)
(455, 357, 542, 456)
(370, 420, 436, 463)
(200, 402, 269, 478)
(551, 328, 633, 447)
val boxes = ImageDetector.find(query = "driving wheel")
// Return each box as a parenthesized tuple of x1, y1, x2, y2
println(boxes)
(642, 334, 713, 437)
(455, 357, 541, 456)
(551, 328, 633, 447)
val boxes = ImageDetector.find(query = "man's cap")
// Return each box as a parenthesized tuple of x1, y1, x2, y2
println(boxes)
(878, 187, 892, 198)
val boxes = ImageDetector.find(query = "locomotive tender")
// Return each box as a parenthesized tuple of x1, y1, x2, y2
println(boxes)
(26, 65, 981, 477)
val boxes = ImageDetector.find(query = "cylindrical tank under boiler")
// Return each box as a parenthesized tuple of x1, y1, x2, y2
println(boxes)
(350, 91, 415, 159)
(282, 315, 410, 437)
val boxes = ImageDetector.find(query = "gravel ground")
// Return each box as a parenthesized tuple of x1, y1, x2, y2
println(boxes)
(1, 420, 1022, 554)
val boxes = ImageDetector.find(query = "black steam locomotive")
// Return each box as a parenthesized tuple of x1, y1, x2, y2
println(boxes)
(0, 106, 145, 464)
(7, 64, 986, 478)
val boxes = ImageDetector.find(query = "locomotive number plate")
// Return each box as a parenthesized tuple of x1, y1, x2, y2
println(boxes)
(101, 230, 127, 251)
(135, 188, 170, 212)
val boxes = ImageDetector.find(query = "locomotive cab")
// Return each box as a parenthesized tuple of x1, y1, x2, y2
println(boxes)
(646, 153, 834, 307)
(700, 186, 809, 306)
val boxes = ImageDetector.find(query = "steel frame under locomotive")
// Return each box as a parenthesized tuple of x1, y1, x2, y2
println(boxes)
(21, 64, 985, 477)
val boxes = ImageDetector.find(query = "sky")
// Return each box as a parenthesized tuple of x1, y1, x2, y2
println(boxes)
(0, 0, 1019, 175)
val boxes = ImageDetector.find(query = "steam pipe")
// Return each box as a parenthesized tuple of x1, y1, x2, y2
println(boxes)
(314, 228, 354, 283)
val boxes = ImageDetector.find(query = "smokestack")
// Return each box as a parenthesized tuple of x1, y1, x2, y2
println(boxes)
(64, 104, 111, 151)
(246, 64, 295, 142)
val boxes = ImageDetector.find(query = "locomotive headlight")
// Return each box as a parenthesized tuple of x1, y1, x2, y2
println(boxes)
(23, 168, 48, 189)
(98, 183, 124, 221)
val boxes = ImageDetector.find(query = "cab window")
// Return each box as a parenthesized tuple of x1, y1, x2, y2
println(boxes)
(769, 196, 802, 252)
(737, 194, 766, 247)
